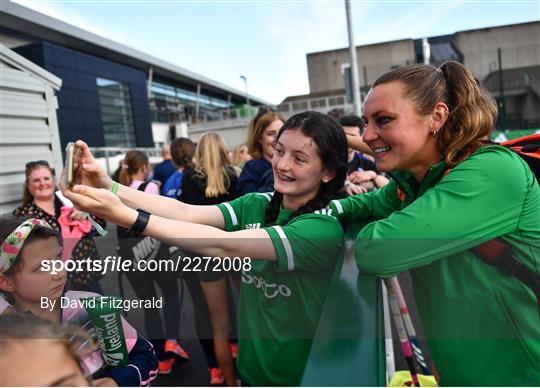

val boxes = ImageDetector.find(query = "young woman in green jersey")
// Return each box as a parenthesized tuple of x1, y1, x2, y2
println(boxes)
(62, 111, 349, 386)
(331, 61, 540, 385)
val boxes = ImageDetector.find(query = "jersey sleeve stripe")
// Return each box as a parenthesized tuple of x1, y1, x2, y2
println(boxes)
(257, 192, 273, 201)
(271, 225, 294, 271)
(222, 202, 238, 226)
(331, 199, 344, 214)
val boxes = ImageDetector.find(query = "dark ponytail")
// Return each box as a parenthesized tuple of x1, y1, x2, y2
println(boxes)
(119, 150, 149, 186)
(265, 111, 348, 226)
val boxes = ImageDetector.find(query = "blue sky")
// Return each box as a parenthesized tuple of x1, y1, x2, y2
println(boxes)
(14, 0, 540, 104)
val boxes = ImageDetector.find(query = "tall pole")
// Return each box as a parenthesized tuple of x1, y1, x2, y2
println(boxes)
(345, 0, 362, 116)
(422, 38, 431, 65)
(240, 75, 250, 106)
(147, 66, 154, 99)
(497, 48, 506, 128)
(195, 83, 201, 122)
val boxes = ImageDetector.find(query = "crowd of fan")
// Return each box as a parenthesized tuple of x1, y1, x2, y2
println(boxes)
(2, 61, 538, 387)
(0, 110, 383, 387)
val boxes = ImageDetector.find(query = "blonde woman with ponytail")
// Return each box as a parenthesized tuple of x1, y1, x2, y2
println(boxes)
(181, 132, 239, 202)
(332, 61, 540, 385)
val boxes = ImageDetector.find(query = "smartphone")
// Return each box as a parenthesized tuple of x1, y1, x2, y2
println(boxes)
(64, 142, 78, 187)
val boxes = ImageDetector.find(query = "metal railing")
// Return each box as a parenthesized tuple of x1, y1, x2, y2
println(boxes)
(277, 94, 353, 116)
(189, 93, 355, 130)
(90, 147, 162, 175)
(302, 230, 386, 386)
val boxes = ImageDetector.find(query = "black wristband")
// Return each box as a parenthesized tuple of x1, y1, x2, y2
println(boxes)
(127, 208, 151, 235)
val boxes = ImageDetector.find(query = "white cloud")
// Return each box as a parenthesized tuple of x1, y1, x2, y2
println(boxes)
(8, 0, 468, 105)
(257, 0, 467, 102)
(259, 1, 350, 102)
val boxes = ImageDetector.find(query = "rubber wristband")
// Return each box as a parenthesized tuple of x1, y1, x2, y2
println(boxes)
(111, 181, 119, 195)
(127, 209, 151, 235)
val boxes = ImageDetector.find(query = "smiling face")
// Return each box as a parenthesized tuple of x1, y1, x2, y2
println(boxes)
(26, 166, 56, 202)
(272, 129, 334, 210)
(361, 81, 442, 181)
(5, 237, 66, 308)
(260, 119, 284, 162)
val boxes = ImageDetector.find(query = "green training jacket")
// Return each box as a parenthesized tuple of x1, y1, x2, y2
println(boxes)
(329, 146, 540, 386)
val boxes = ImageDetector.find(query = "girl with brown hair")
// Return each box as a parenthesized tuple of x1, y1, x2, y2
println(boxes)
(61, 111, 349, 386)
(236, 109, 284, 195)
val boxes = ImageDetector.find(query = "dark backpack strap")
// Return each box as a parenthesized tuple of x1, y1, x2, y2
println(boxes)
(471, 238, 540, 316)
(138, 180, 151, 192)
(116, 180, 151, 238)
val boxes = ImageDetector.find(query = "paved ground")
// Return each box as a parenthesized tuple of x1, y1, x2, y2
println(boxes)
(94, 224, 432, 386)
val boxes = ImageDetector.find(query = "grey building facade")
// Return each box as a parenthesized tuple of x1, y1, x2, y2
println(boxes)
(0, 0, 269, 150)
(287, 21, 540, 129)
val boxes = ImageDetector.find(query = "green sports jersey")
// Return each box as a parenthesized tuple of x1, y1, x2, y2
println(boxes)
(217, 192, 344, 386)
(330, 146, 540, 386)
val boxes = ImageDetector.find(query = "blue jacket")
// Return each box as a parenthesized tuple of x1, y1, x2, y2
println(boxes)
(95, 335, 158, 386)
(153, 159, 176, 188)
(236, 158, 274, 195)
(162, 170, 184, 198)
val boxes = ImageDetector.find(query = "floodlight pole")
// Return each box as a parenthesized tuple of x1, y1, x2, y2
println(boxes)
(240, 75, 250, 106)
(345, 0, 362, 116)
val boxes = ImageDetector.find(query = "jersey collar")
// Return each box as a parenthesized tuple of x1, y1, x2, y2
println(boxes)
(389, 160, 448, 203)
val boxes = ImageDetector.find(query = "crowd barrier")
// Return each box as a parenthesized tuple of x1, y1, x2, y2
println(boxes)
(302, 222, 386, 386)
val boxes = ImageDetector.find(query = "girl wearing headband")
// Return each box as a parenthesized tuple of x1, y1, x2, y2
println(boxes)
(0, 216, 158, 387)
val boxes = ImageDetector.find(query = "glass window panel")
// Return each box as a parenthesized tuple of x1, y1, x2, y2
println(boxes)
(278, 104, 290, 112)
(150, 80, 234, 122)
(96, 77, 136, 147)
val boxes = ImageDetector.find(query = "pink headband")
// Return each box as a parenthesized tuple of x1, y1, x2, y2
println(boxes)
(0, 219, 52, 274)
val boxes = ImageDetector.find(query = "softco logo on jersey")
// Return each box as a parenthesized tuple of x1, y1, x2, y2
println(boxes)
(244, 223, 261, 229)
(242, 271, 292, 299)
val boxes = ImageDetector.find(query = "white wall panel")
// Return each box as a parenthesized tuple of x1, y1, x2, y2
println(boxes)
(0, 44, 62, 214)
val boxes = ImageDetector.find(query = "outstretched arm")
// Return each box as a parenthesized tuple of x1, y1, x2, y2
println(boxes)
(63, 184, 276, 260)
(355, 148, 533, 277)
(346, 135, 373, 155)
(143, 213, 276, 260)
(115, 183, 224, 227)
(70, 140, 222, 227)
